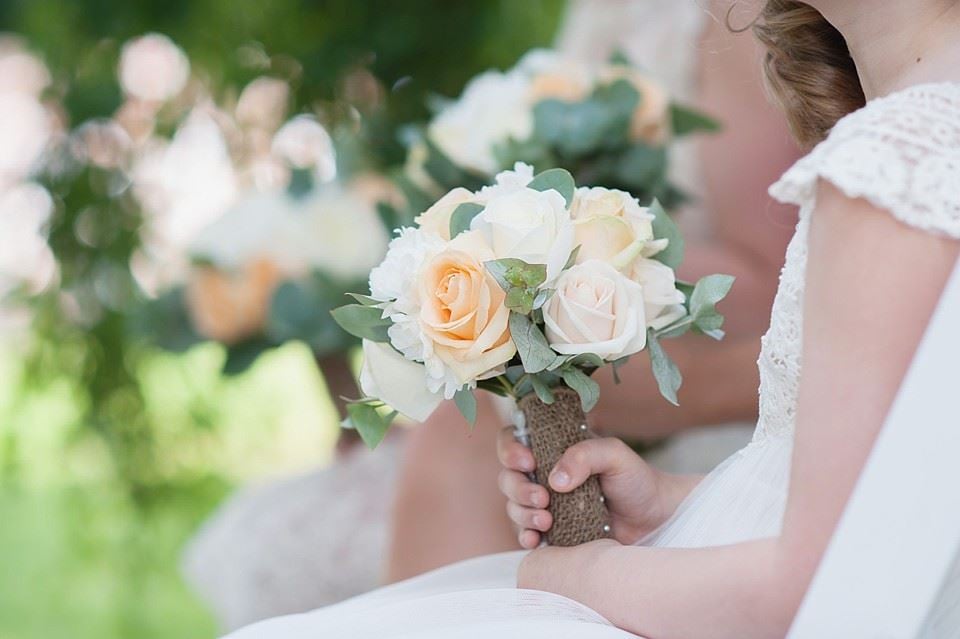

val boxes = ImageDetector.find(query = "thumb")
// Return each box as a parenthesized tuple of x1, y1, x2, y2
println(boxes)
(548, 437, 632, 493)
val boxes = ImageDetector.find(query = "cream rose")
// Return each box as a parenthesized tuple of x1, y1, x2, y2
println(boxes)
(571, 186, 666, 269)
(629, 258, 687, 330)
(472, 185, 573, 283)
(359, 339, 443, 422)
(416, 231, 516, 386)
(544, 259, 648, 360)
(414, 187, 476, 241)
(601, 66, 670, 145)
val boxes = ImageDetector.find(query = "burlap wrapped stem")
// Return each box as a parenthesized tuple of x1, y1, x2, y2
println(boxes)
(518, 386, 612, 546)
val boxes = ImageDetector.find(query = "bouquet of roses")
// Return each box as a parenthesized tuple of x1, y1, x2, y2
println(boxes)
(333, 163, 733, 545)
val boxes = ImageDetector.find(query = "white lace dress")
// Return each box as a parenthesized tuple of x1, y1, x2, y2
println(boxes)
(225, 82, 960, 639)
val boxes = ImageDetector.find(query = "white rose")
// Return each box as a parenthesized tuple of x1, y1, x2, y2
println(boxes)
(629, 258, 687, 330)
(543, 259, 647, 360)
(284, 182, 390, 281)
(118, 33, 190, 102)
(476, 161, 535, 201)
(472, 185, 574, 284)
(359, 339, 443, 422)
(414, 187, 476, 241)
(272, 115, 337, 183)
(570, 186, 667, 269)
(427, 70, 533, 175)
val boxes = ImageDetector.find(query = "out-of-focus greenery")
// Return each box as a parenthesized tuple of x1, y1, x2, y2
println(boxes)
(0, 2, 566, 638)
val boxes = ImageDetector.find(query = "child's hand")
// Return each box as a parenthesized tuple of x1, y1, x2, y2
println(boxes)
(497, 427, 695, 548)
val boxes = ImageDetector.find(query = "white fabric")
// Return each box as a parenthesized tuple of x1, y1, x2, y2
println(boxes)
(225, 82, 960, 639)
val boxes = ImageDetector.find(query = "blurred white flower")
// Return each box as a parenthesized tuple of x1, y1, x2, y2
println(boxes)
(427, 70, 533, 175)
(118, 33, 190, 102)
(236, 76, 290, 130)
(272, 115, 337, 182)
(71, 119, 133, 170)
(133, 110, 238, 259)
(0, 182, 56, 296)
(0, 92, 52, 186)
(285, 183, 390, 281)
(0, 37, 51, 97)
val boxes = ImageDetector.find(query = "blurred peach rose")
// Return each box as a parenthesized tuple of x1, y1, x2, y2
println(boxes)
(602, 67, 671, 145)
(185, 259, 281, 344)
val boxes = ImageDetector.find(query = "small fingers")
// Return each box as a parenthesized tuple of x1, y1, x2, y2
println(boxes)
(518, 529, 541, 549)
(506, 501, 552, 533)
(498, 470, 549, 508)
(549, 437, 633, 493)
(497, 426, 535, 472)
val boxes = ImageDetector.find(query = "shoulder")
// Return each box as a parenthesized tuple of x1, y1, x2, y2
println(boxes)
(770, 82, 960, 239)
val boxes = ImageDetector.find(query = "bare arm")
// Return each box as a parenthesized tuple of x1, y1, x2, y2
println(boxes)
(521, 183, 960, 637)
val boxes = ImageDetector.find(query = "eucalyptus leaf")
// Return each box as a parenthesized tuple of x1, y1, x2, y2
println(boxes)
(330, 304, 392, 342)
(346, 403, 395, 449)
(563, 245, 581, 271)
(532, 287, 555, 311)
(346, 292, 382, 306)
(649, 198, 684, 270)
(647, 331, 682, 406)
(448, 202, 485, 238)
(561, 367, 601, 412)
(670, 104, 722, 137)
(689, 274, 735, 320)
(453, 388, 478, 427)
(509, 312, 557, 373)
(527, 168, 576, 207)
(485, 258, 547, 292)
(529, 375, 556, 404)
(505, 287, 536, 314)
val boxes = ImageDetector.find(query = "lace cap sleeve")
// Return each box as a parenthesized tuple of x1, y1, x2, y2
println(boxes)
(770, 82, 960, 239)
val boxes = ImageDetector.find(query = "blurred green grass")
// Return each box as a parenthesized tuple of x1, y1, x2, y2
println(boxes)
(0, 342, 342, 639)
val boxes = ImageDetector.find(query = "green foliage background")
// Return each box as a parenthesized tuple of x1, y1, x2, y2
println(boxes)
(0, 2, 565, 638)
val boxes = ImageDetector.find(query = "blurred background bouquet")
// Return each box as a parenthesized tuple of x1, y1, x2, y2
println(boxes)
(0, 2, 566, 637)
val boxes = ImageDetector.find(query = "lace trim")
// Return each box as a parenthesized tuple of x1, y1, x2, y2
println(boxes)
(770, 82, 960, 239)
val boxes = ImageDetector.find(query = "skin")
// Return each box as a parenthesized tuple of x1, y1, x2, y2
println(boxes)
(386, 4, 800, 583)
(501, 3, 960, 635)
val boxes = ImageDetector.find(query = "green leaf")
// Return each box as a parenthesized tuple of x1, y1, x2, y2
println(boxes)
(649, 198, 684, 270)
(453, 388, 478, 426)
(223, 338, 271, 376)
(529, 375, 556, 404)
(527, 168, 576, 207)
(330, 304, 392, 342)
(563, 245, 581, 271)
(532, 288, 555, 311)
(532, 80, 639, 158)
(505, 287, 536, 314)
(346, 403, 395, 449)
(647, 332, 682, 406)
(689, 274, 735, 320)
(268, 279, 352, 355)
(485, 258, 547, 291)
(448, 202, 485, 238)
(287, 167, 314, 199)
(608, 49, 631, 65)
(616, 144, 667, 187)
(670, 103, 721, 137)
(509, 312, 557, 373)
(569, 353, 605, 369)
(346, 293, 382, 306)
(561, 367, 601, 412)
(611, 356, 630, 384)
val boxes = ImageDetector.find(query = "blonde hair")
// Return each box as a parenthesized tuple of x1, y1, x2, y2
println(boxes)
(751, 0, 866, 148)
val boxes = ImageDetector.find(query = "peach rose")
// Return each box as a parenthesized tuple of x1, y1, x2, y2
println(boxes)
(185, 258, 281, 345)
(417, 231, 515, 385)
(414, 187, 476, 241)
